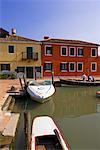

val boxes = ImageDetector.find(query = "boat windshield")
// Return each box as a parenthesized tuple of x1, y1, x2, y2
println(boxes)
(29, 81, 38, 86)
(40, 80, 52, 85)
(29, 80, 52, 86)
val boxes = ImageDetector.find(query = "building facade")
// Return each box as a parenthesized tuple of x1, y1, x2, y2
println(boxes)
(41, 37, 100, 77)
(0, 28, 100, 78)
(0, 28, 42, 78)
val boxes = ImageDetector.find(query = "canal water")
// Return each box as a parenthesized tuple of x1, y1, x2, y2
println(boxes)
(13, 86, 100, 150)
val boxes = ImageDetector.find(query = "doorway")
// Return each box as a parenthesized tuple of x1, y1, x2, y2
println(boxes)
(26, 67, 33, 78)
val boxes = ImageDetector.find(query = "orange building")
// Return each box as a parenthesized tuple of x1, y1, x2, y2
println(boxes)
(41, 37, 100, 77)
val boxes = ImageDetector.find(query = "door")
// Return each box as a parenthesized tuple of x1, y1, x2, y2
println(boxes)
(35, 66, 41, 78)
(26, 67, 33, 78)
(27, 47, 33, 59)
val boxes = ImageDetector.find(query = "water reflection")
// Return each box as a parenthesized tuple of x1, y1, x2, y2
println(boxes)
(96, 98, 100, 113)
(13, 86, 100, 150)
(14, 86, 100, 118)
(52, 87, 98, 117)
(27, 97, 55, 116)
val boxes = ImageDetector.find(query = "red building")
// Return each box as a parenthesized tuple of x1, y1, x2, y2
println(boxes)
(41, 37, 100, 77)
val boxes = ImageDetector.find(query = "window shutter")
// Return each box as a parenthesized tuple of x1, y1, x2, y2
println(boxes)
(67, 63, 69, 71)
(51, 47, 53, 55)
(82, 49, 84, 56)
(51, 63, 53, 70)
(60, 63, 62, 71)
(44, 63, 46, 70)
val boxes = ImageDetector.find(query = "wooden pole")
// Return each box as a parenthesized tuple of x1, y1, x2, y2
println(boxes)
(19, 78, 24, 90)
(35, 70, 37, 80)
(23, 74, 27, 88)
(24, 112, 31, 150)
(52, 70, 54, 85)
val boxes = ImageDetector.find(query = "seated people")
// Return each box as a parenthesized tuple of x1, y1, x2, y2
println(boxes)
(82, 74, 87, 81)
(88, 75, 94, 82)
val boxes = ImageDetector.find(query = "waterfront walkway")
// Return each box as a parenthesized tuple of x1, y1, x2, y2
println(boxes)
(0, 79, 21, 110)
(0, 79, 21, 148)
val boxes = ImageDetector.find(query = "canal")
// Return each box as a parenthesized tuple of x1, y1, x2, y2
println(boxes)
(13, 86, 100, 150)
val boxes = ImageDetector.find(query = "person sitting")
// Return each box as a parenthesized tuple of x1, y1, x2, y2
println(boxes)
(88, 75, 94, 82)
(82, 74, 87, 81)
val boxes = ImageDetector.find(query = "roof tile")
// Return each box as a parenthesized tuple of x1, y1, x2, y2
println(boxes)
(41, 38, 100, 46)
(0, 35, 39, 42)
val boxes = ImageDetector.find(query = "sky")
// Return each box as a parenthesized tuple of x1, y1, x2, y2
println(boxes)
(0, 0, 100, 44)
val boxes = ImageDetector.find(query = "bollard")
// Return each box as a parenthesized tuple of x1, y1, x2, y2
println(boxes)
(51, 70, 54, 85)
(24, 112, 31, 150)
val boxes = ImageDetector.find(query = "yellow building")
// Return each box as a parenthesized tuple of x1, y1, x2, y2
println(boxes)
(0, 28, 42, 78)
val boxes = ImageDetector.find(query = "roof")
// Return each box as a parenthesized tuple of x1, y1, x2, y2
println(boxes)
(41, 38, 100, 46)
(0, 28, 9, 34)
(0, 28, 9, 38)
(0, 35, 39, 42)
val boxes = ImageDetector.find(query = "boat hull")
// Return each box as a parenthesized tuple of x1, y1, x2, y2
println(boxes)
(96, 91, 100, 98)
(27, 82, 55, 103)
(60, 78, 100, 86)
(31, 116, 70, 150)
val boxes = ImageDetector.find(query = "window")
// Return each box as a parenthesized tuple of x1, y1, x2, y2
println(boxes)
(45, 45, 52, 55)
(27, 47, 33, 59)
(60, 62, 68, 71)
(69, 47, 75, 56)
(8, 45, 14, 53)
(91, 62, 97, 72)
(91, 48, 97, 57)
(1, 64, 10, 71)
(69, 62, 75, 72)
(44, 62, 52, 71)
(77, 48, 83, 56)
(61, 46, 67, 56)
(77, 62, 83, 72)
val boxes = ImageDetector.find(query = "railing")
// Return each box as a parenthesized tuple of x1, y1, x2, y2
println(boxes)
(22, 52, 38, 60)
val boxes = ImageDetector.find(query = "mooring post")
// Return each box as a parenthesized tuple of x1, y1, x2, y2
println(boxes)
(35, 69, 37, 80)
(52, 70, 54, 85)
(24, 112, 31, 150)
(19, 78, 24, 90)
(23, 74, 27, 88)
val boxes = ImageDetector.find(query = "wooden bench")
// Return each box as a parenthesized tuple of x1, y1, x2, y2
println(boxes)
(36, 145, 46, 150)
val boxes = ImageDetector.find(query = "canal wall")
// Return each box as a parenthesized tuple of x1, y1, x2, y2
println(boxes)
(0, 79, 21, 149)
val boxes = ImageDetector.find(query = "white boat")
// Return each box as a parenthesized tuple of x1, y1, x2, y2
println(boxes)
(27, 80, 55, 103)
(31, 116, 70, 150)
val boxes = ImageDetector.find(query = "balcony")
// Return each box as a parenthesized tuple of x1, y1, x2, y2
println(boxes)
(22, 52, 38, 61)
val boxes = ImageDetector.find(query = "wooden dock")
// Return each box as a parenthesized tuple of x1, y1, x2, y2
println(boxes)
(0, 112, 20, 148)
(2, 113, 20, 137)
(6, 77, 28, 97)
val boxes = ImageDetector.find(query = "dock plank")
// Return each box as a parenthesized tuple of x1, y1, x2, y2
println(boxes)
(2, 113, 20, 137)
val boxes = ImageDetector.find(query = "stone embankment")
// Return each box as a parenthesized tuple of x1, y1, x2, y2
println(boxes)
(0, 79, 21, 149)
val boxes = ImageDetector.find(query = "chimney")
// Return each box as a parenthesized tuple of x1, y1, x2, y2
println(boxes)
(44, 36, 49, 39)
(11, 28, 16, 36)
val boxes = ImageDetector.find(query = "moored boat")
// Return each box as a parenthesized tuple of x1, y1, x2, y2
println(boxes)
(27, 80, 55, 103)
(31, 116, 70, 150)
(96, 91, 100, 98)
(60, 78, 100, 86)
